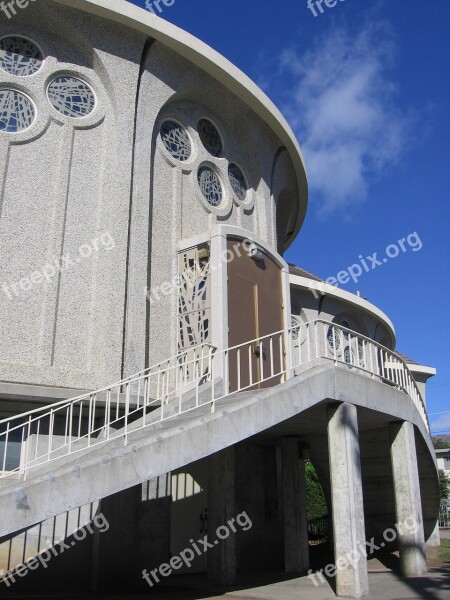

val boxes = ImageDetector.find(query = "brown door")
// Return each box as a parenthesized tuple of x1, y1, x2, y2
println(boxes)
(227, 239, 284, 392)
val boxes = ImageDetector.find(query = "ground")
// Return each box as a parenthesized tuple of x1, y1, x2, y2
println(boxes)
(2, 536, 449, 599)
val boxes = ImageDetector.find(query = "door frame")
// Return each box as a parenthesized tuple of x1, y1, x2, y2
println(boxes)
(178, 226, 292, 382)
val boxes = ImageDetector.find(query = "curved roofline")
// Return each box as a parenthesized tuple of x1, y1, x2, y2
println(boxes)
(54, 0, 308, 249)
(289, 274, 396, 346)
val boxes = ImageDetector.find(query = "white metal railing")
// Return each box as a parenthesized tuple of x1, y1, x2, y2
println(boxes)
(439, 501, 450, 528)
(0, 320, 429, 481)
(299, 320, 429, 431)
(0, 343, 215, 481)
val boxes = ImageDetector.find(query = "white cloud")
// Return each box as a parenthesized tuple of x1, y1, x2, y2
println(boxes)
(431, 412, 450, 435)
(274, 23, 411, 216)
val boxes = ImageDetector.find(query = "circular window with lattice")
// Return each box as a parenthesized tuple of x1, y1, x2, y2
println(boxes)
(0, 36, 43, 77)
(197, 165, 223, 207)
(228, 163, 248, 202)
(291, 316, 301, 341)
(47, 76, 95, 118)
(160, 119, 192, 162)
(0, 89, 36, 133)
(198, 118, 223, 157)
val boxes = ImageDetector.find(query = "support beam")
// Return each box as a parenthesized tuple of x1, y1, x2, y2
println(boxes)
(207, 447, 236, 585)
(328, 403, 368, 599)
(281, 438, 309, 573)
(390, 421, 427, 576)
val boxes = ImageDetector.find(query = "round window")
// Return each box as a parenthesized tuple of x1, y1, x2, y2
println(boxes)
(47, 76, 95, 118)
(291, 317, 301, 341)
(0, 36, 43, 77)
(160, 120, 191, 162)
(0, 89, 36, 132)
(228, 163, 248, 201)
(340, 320, 354, 340)
(197, 165, 223, 207)
(198, 118, 223, 157)
(327, 325, 341, 351)
(344, 346, 355, 366)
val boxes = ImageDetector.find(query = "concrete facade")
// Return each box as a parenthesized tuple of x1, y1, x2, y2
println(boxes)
(0, 1, 440, 599)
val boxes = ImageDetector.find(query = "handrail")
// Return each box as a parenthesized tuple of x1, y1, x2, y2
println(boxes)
(0, 343, 216, 426)
(0, 320, 429, 481)
(308, 320, 429, 430)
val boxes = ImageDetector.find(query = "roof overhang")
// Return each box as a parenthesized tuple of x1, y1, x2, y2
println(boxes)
(53, 0, 308, 250)
(407, 364, 437, 377)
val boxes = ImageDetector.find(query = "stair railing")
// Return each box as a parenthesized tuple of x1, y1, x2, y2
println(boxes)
(0, 320, 429, 481)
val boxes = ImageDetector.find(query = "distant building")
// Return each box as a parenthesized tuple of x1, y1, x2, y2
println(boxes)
(436, 448, 450, 489)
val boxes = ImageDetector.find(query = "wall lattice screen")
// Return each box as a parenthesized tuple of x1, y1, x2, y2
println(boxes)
(177, 246, 211, 353)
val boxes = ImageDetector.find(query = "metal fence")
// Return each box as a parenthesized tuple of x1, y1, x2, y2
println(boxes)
(439, 501, 450, 528)
(308, 516, 329, 541)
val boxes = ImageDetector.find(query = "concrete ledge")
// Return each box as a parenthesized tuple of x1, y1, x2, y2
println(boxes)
(0, 382, 89, 403)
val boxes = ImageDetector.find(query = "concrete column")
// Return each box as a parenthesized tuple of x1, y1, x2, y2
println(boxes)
(328, 403, 368, 599)
(208, 447, 236, 585)
(137, 475, 172, 577)
(281, 438, 309, 573)
(390, 421, 427, 576)
(94, 486, 139, 589)
(426, 520, 441, 549)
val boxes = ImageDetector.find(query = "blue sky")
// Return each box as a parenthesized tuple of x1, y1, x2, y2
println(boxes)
(128, 0, 450, 435)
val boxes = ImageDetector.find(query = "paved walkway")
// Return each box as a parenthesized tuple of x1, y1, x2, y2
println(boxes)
(2, 545, 449, 600)
(201, 569, 450, 600)
(2, 569, 449, 600)
(145, 548, 450, 600)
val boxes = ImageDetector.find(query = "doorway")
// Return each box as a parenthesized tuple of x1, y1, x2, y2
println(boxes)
(227, 239, 284, 392)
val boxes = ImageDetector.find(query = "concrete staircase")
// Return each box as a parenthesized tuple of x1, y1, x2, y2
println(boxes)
(0, 360, 434, 540)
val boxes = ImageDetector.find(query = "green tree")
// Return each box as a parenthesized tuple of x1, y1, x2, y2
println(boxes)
(305, 461, 328, 520)
(433, 437, 449, 449)
(439, 469, 449, 500)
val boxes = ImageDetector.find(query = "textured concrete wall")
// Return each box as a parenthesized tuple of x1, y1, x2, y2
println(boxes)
(0, 0, 146, 391)
(135, 42, 298, 368)
(0, 0, 299, 393)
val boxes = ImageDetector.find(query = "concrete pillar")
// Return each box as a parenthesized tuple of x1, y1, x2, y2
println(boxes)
(137, 475, 172, 576)
(93, 486, 139, 590)
(390, 421, 427, 576)
(208, 447, 236, 585)
(426, 520, 441, 549)
(281, 438, 309, 573)
(328, 403, 368, 599)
